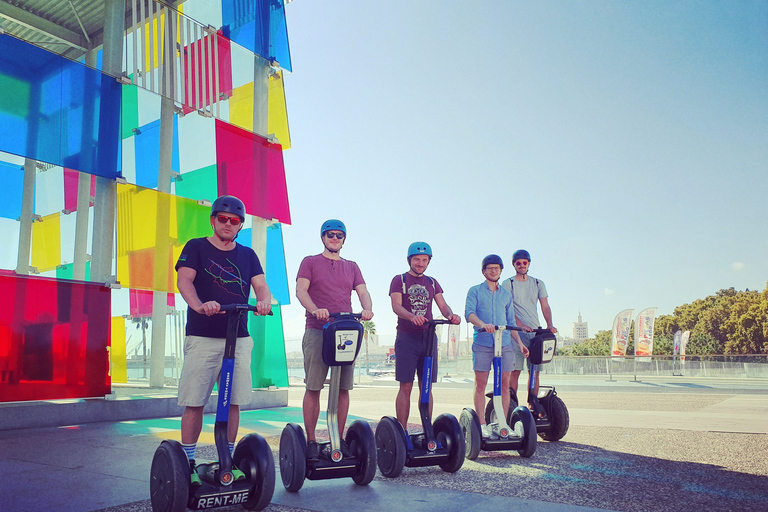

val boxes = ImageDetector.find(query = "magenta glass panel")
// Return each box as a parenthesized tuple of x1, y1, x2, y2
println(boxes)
(182, 31, 233, 114)
(0, 273, 111, 402)
(129, 288, 175, 318)
(215, 119, 291, 224)
(63, 168, 95, 212)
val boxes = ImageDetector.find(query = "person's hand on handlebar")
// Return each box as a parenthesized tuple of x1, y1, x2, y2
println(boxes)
(519, 323, 533, 333)
(411, 314, 427, 326)
(481, 323, 496, 333)
(255, 300, 272, 316)
(448, 314, 461, 325)
(361, 309, 374, 321)
(312, 308, 330, 321)
(198, 301, 221, 316)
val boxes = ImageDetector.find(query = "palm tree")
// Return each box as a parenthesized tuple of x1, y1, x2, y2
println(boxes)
(362, 321, 376, 374)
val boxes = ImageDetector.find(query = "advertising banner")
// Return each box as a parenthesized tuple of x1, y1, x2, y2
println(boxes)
(611, 309, 634, 357)
(673, 330, 682, 357)
(634, 307, 658, 358)
(681, 330, 691, 362)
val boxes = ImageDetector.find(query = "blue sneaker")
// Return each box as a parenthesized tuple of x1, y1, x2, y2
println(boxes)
(405, 433, 414, 451)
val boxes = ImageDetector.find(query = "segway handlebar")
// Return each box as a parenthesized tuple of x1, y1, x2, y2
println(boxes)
(219, 303, 273, 315)
(427, 318, 456, 327)
(496, 325, 550, 334)
(328, 312, 363, 320)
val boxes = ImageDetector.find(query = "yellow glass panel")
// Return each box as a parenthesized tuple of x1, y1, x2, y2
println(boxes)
(143, 10, 182, 72)
(268, 70, 291, 150)
(116, 184, 179, 292)
(229, 82, 254, 132)
(110, 316, 127, 383)
(31, 212, 61, 272)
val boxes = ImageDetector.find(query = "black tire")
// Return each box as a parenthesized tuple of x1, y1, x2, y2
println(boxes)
(539, 395, 569, 441)
(459, 408, 481, 461)
(434, 413, 465, 472)
(510, 406, 537, 458)
(233, 433, 276, 511)
(375, 416, 406, 478)
(347, 419, 377, 485)
(149, 440, 189, 512)
(279, 423, 306, 492)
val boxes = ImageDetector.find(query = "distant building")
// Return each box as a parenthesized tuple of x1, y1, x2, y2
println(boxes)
(572, 312, 588, 341)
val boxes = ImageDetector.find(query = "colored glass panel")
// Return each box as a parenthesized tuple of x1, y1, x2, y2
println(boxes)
(0, 35, 121, 179)
(34, 167, 64, 216)
(63, 168, 96, 213)
(121, 82, 140, 140)
(129, 289, 176, 318)
(133, 116, 181, 189)
(175, 195, 213, 243)
(247, 302, 288, 388)
(0, 273, 111, 402)
(111, 316, 127, 384)
(55, 261, 91, 281)
(227, 73, 290, 149)
(174, 164, 218, 202)
(215, 120, 291, 224)
(221, 0, 292, 72)
(181, 30, 233, 114)
(267, 223, 289, 304)
(0, 160, 24, 220)
(31, 212, 61, 273)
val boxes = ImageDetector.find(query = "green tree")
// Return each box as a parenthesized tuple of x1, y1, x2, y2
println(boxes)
(568, 330, 612, 356)
(362, 321, 376, 372)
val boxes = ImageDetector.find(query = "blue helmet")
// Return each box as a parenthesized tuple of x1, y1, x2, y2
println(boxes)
(407, 241, 432, 260)
(320, 219, 346, 237)
(211, 195, 245, 220)
(512, 249, 531, 263)
(482, 254, 504, 271)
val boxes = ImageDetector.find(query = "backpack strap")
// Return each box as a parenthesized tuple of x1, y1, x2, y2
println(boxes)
(401, 274, 437, 295)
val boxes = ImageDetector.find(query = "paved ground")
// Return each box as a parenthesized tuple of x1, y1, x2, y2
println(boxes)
(1, 376, 767, 512)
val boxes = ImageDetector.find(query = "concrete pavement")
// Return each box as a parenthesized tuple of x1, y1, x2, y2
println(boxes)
(0, 376, 766, 512)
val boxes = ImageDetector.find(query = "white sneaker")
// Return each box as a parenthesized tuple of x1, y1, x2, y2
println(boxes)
(481, 424, 492, 438)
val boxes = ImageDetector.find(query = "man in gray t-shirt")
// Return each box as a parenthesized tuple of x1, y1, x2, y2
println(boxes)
(501, 249, 557, 406)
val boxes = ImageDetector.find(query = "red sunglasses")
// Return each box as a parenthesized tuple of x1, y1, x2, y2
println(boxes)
(216, 215, 242, 226)
(514, 260, 529, 266)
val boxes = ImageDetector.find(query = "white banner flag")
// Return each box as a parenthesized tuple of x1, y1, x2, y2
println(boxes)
(681, 330, 690, 362)
(611, 309, 634, 357)
(634, 307, 658, 358)
(673, 330, 682, 357)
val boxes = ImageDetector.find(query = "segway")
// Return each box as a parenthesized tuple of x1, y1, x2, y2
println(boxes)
(279, 313, 376, 492)
(150, 304, 275, 512)
(376, 319, 465, 478)
(484, 326, 569, 441)
(460, 325, 537, 460)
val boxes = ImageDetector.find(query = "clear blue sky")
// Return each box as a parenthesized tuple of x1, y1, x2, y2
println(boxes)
(277, 0, 767, 350)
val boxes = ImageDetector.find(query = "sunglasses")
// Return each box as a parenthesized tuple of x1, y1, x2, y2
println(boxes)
(216, 215, 242, 226)
(514, 260, 529, 266)
(325, 232, 345, 239)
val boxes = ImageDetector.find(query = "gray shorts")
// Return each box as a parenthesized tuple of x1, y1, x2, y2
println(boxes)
(178, 335, 254, 407)
(303, 328, 354, 391)
(512, 332, 534, 371)
(472, 343, 515, 372)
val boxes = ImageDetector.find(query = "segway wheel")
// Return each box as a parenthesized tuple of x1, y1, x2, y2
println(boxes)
(433, 413, 465, 472)
(510, 406, 537, 458)
(375, 416, 406, 478)
(347, 419, 377, 485)
(233, 433, 276, 511)
(149, 440, 189, 512)
(279, 423, 307, 492)
(459, 408, 481, 461)
(539, 394, 570, 441)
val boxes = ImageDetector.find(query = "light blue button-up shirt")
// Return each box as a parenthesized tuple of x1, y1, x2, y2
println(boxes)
(464, 281, 517, 347)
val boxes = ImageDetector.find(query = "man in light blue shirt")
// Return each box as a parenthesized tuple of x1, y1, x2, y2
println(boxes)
(465, 254, 529, 436)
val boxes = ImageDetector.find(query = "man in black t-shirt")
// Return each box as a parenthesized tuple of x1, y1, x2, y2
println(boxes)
(389, 242, 460, 437)
(175, 195, 271, 485)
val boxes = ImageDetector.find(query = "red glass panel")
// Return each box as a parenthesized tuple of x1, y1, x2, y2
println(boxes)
(129, 289, 175, 318)
(63, 168, 95, 212)
(182, 30, 233, 114)
(0, 274, 111, 402)
(215, 119, 291, 224)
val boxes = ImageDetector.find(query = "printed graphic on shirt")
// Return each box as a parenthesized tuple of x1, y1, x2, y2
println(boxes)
(407, 284, 430, 317)
(206, 258, 248, 297)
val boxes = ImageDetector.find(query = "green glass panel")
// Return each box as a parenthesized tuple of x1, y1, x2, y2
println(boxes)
(175, 164, 217, 203)
(121, 81, 139, 139)
(248, 301, 289, 388)
(55, 261, 91, 281)
(175, 196, 211, 245)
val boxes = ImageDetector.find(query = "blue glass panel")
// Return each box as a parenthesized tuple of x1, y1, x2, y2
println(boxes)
(0, 35, 121, 179)
(221, 0, 292, 72)
(133, 115, 181, 189)
(266, 223, 289, 304)
(0, 161, 24, 220)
